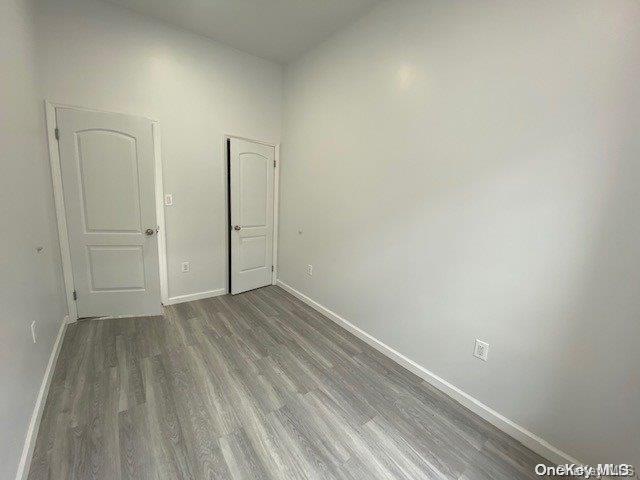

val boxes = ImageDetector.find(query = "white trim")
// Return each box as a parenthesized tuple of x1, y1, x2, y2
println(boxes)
(223, 133, 278, 148)
(222, 134, 280, 291)
(45, 102, 77, 321)
(164, 288, 226, 305)
(15, 316, 68, 480)
(97, 313, 161, 320)
(276, 279, 582, 467)
(43, 100, 159, 123)
(153, 123, 169, 305)
(45, 102, 167, 318)
(272, 144, 280, 285)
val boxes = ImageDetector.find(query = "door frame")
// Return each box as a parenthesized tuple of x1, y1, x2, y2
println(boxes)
(223, 134, 280, 293)
(45, 101, 169, 321)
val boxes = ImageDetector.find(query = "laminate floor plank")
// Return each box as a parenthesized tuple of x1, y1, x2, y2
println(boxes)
(28, 285, 558, 479)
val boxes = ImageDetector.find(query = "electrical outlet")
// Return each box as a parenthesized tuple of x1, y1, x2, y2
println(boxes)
(181, 261, 190, 273)
(164, 193, 173, 206)
(307, 264, 313, 276)
(30, 321, 37, 344)
(473, 339, 489, 361)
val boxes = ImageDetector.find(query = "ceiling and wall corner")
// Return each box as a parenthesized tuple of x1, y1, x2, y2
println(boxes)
(104, 0, 382, 63)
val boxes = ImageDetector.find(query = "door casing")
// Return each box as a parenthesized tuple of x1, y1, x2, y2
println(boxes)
(45, 101, 169, 321)
(224, 134, 280, 294)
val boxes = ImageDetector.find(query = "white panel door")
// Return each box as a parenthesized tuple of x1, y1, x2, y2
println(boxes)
(56, 107, 161, 317)
(230, 138, 275, 294)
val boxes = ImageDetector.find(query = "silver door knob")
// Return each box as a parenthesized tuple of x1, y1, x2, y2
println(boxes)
(145, 228, 155, 236)
(234, 225, 242, 231)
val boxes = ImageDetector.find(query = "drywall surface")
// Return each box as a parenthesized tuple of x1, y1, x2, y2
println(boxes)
(279, 0, 640, 465)
(0, 0, 68, 477)
(35, 0, 283, 300)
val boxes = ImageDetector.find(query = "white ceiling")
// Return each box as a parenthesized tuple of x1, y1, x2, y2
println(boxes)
(106, 0, 381, 64)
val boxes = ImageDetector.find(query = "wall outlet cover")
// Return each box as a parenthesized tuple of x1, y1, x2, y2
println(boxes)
(307, 264, 313, 276)
(164, 193, 173, 206)
(474, 339, 489, 361)
(181, 261, 190, 273)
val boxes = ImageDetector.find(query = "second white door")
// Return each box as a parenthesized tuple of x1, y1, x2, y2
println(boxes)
(229, 138, 275, 294)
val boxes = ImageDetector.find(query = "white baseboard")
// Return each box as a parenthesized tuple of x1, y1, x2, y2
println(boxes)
(15, 315, 68, 480)
(276, 279, 581, 467)
(164, 288, 226, 306)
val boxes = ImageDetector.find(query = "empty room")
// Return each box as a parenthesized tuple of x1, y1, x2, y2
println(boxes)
(3, 0, 639, 478)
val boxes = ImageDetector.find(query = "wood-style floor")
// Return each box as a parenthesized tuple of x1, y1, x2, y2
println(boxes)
(28, 286, 557, 480)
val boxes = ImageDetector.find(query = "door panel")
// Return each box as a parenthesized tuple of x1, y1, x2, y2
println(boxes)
(240, 153, 268, 226)
(230, 139, 274, 294)
(77, 130, 142, 232)
(240, 236, 267, 271)
(87, 245, 146, 291)
(57, 107, 161, 317)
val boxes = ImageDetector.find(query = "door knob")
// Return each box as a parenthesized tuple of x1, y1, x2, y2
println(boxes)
(145, 228, 155, 236)
(234, 225, 242, 231)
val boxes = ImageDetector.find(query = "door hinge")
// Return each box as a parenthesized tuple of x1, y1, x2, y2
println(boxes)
(72, 290, 77, 301)
(273, 159, 276, 168)
(54, 127, 60, 140)
(271, 265, 274, 272)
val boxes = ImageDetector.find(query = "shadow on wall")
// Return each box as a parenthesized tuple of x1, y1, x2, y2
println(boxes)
(546, 109, 640, 465)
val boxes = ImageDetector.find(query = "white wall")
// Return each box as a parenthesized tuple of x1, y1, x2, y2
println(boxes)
(35, 0, 283, 301)
(0, 0, 68, 478)
(279, 0, 640, 466)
